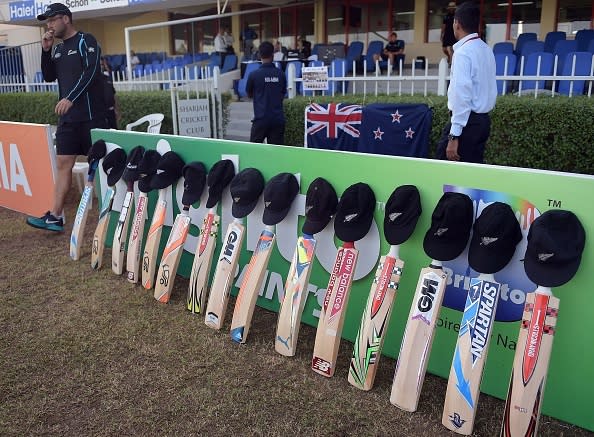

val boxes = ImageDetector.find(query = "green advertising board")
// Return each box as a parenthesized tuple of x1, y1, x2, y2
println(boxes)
(92, 129, 594, 431)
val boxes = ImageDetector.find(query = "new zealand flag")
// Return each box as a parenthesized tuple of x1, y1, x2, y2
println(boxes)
(357, 103, 432, 158)
(305, 103, 363, 152)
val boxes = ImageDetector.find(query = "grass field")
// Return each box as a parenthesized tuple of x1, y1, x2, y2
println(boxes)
(1, 190, 592, 436)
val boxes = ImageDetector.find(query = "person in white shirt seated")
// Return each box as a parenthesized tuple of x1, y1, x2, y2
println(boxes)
(273, 41, 286, 62)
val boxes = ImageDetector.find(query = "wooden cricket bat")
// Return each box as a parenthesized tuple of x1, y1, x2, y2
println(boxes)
(500, 287, 559, 437)
(154, 206, 191, 303)
(112, 180, 134, 275)
(142, 189, 167, 290)
(69, 160, 98, 261)
(275, 233, 317, 356)
(311, 241, 359, 377)
(126, 192, 149, 283)
(187, 209, 220, 314)
(442, 273, 501, 434)
(348, 245, 403, 390)
(390, 260, 448, 411)
(204, 218, 245, 329)
(229, 226, 276, 344)
(90, 186, 115, 270)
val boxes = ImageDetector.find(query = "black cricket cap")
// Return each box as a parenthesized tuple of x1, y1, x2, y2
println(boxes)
(87, 139, 107, 164)
(37, 3, 72, 21)
(137, 150, 161, 193)
(206, 159, 235, 208)
(302, 177, 338, 235)
(102, 148, 127, 187)
(150, 151, 184, 190)
(423, 192, 473, 261)
(121, 146, 145, 183)
(263, 173, 300, 226)
(468, 202, 522, 274)
(181, 162, 207, 206)
(383, 185, 422, 245)
(334, 183, 376, 242)
(259, 41, 274, 58)
(524, 210, 585, 287)
(230, 168, 265, 219)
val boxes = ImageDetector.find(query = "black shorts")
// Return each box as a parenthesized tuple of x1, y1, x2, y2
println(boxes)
(55, 118, 108, 156)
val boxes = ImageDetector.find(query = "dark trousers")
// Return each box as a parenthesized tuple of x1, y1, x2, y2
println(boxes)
(436, 112, 491, 163)
(250, 119, 285, 145)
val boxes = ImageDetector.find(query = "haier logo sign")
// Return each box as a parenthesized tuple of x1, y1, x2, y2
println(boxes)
(8, 1, 47, 21)
(440, 185, 540, 323)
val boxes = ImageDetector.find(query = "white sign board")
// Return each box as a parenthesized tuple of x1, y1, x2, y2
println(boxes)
(302, 66, 329, 91)
(177, 98, 211, 138)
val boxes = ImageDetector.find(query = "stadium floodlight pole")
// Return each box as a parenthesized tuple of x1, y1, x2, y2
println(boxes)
(124, 2, 314, 82)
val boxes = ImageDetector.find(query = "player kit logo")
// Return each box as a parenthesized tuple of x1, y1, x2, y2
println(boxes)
(448, 412, 466, 429)
(159, 265, 170, 286)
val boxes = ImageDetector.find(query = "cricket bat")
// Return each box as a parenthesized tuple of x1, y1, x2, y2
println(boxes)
(142, 188, 168, 290)
(390, 260, 448, 411)
(90, 186, 116, 270)
(275, 233, 317, 356)
(69, 160, 99, 261)
(500, 286, 559, 437)
(187, 208, 220, 314)
(311, 241, 359, 378)
(112, 180, 134, 274)
(126, 192, 149, 283)
(442, 273, 501, 434)
(154, 205, 191, 303)
(204, 218, 245, 329)
(229, 226, 276, 344)
(348, 245, 404, 390)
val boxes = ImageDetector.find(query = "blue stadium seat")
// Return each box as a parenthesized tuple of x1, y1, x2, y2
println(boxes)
(514, 32, 537, 56)
(516, 40, 544, 74)
(495, 53, 517, 95)
(575, 29, 594, 52)
(237, 62, 260, 98)
(328, 59, 348, 94)
(493, 42, 514, 54)
(544, 31, 566, 53)
(588, 39, 594, 54)
(363, 40, 384, 72)
(221, 54, 238, 73)
(519, 51, 553, 92)
(345, 41, 363, 73)
(557, 51, 593, 96)
(552, 39, 578, 75)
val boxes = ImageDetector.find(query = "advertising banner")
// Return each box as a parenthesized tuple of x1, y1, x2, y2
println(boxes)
(0, 121, 55, 216)
(91, 128, 593, 431)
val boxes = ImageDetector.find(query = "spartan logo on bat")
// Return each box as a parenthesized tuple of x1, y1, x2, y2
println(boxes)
(160, 265, 170, 286)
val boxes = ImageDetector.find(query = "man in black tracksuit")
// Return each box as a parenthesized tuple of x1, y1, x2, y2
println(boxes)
(27, 3, 108, 232)
(246, 41, 287, 145)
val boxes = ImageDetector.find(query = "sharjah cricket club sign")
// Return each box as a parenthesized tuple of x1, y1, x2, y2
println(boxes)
(91, 128, 593, 432)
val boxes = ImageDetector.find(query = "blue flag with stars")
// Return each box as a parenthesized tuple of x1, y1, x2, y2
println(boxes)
(357, 103, 432, 158)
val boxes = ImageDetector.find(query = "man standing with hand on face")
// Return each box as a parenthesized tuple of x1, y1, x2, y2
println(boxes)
(27, 3, 107, 232)
(436, 1, 496, 164)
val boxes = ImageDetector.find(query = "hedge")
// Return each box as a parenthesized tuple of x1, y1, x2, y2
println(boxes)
(285, 95, 594, 175)
(2, 92, 593, 175)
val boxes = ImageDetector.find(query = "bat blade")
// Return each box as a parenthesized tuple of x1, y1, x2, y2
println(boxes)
(311, 244, 358, 378)
(154, 210, 191, 303)
(70, 184, 94, 260)
(275, 235, 316, 356)
(390, 264, 447, 411)
(186, 212, 220, 314)
(500, 290, 559, 437)
(126, 193, 149, 283)
(205, 220, 245, 329)
(142, 196, 167, 290)
(442, 275, 501, 434)
(91, 187, 115, 270)
(229, 228, 276, 344)
(348, 254, 403, 390)
(111, 189, 134, 274)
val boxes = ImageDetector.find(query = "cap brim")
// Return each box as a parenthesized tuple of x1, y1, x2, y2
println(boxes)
(263, 207, 291, 226)
(150, 173, 177, 190)
(138, 177, 153, 193)
(423, 234, 469, 261)
(302, 217, 331, 235)
(468, 238, 517, 274)
(524, 249, 581, 288)
(334, 215, 373, 242)
(384, 220, 418, 245)
(206, 189, 223, 209)
(232, 198, 259, 219)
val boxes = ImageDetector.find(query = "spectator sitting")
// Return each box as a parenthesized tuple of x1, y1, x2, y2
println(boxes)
(373, 32, 405, 71)
(129, 50, 140, 68)
(297, 36, 311, 59)
(273, 41, 285, 61)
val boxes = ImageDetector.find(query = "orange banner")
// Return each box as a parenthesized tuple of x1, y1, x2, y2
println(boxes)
(0, 121, 56, 216)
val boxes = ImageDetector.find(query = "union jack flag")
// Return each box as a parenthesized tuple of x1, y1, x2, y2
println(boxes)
(305, 103, 363, 151)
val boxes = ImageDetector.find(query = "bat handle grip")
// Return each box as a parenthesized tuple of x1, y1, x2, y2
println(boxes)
(388, 244, 399, 258)
(430, 259, 443, 268)
(534, 285, 552, 296)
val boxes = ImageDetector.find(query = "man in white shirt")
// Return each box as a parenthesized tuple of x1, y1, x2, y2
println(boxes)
(436, 1, 496, 163)
(214, 29, 227, 67)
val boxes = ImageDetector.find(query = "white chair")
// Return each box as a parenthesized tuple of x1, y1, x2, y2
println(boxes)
(125, 113, 165, 133)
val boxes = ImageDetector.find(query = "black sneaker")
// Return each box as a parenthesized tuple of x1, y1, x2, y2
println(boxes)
(26, 211, 64, 232)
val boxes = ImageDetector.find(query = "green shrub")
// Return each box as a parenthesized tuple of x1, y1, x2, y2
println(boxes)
(285, 95, 594, 175)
